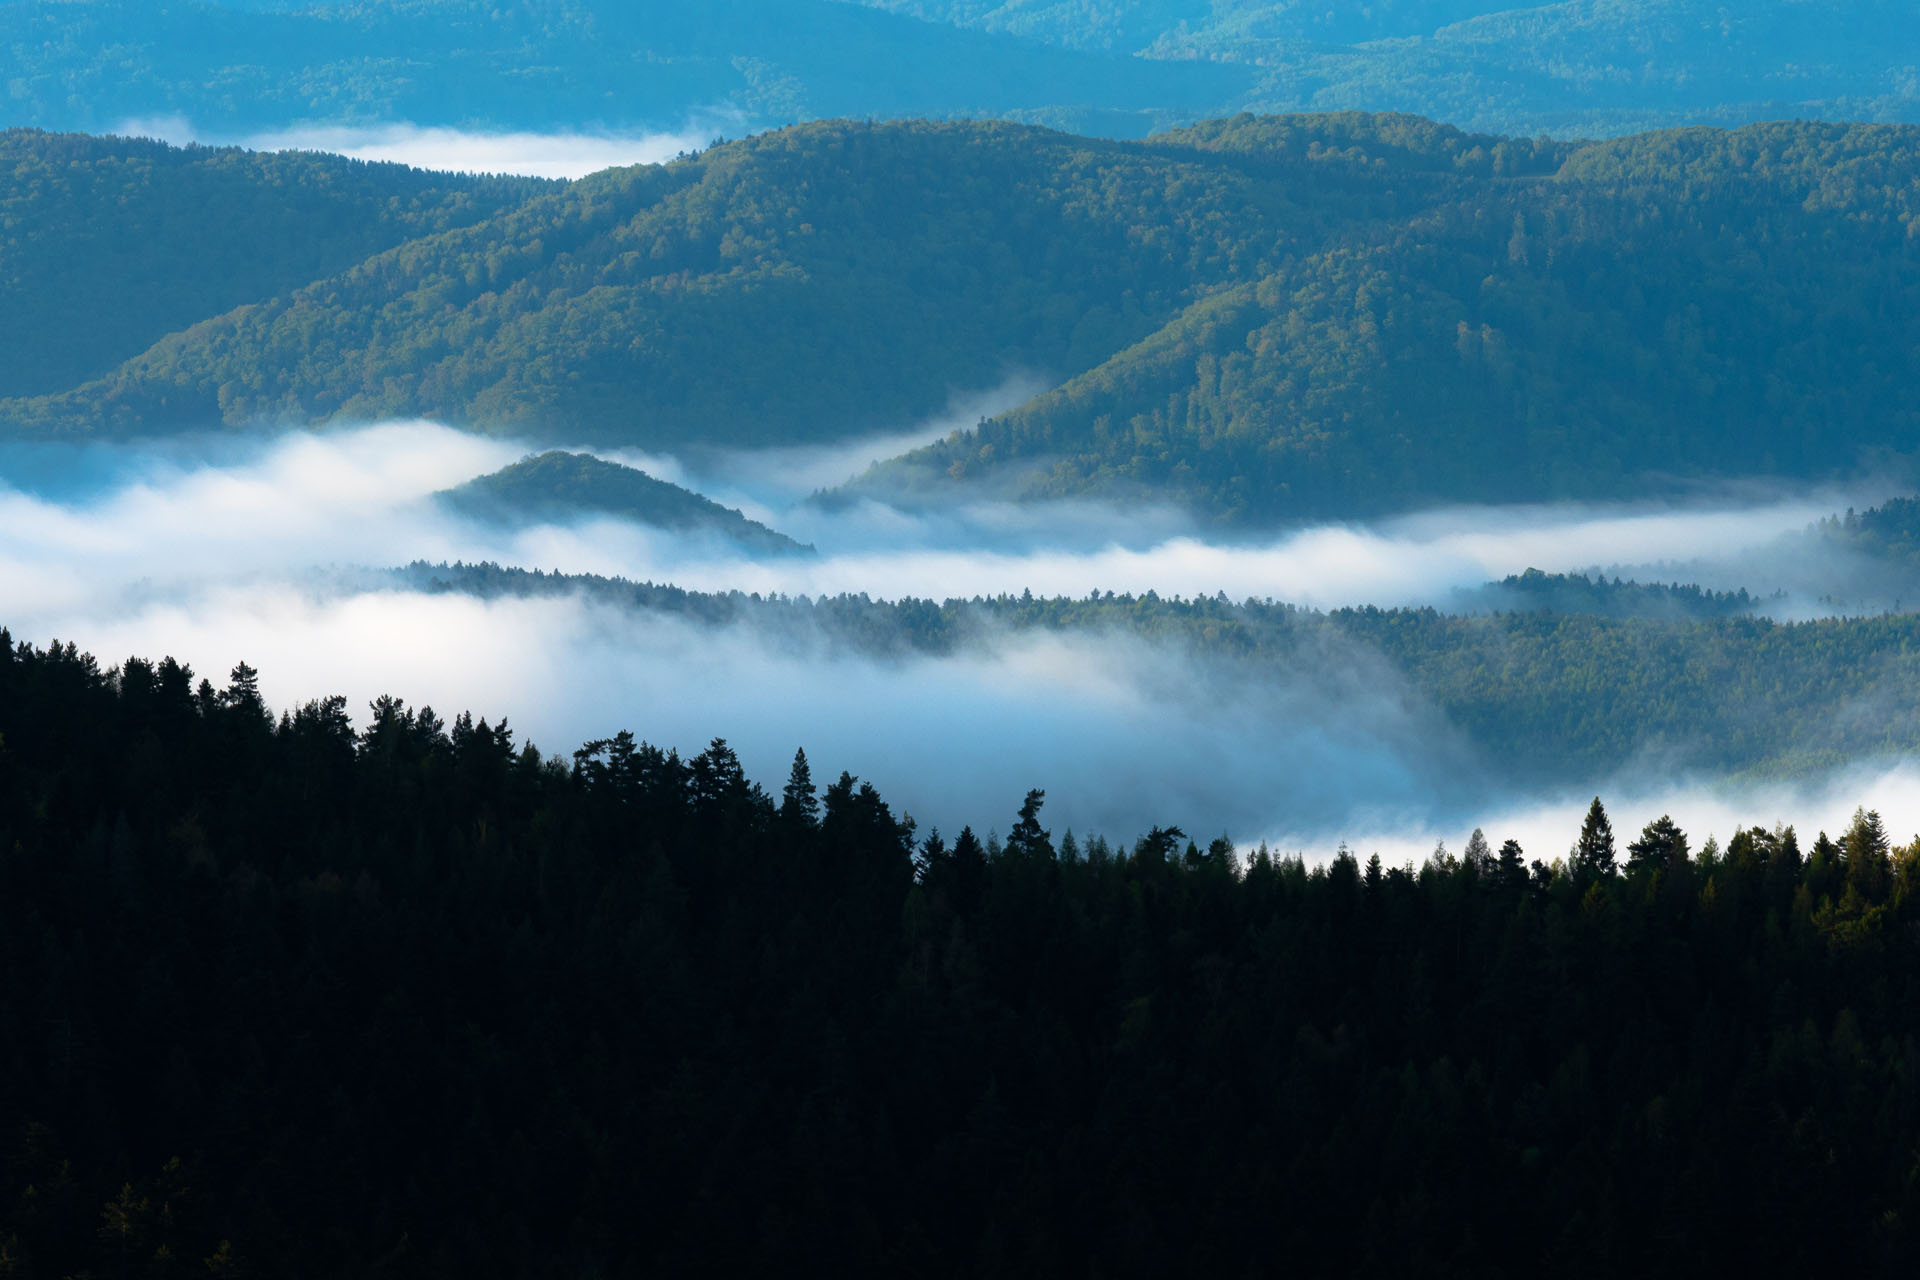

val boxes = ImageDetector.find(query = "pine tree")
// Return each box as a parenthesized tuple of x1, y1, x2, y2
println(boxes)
(1497, 838, 1527, 892)
(1844, 807, 1892, 902)
(1627, 815, 1688, 875)
(780, 747, 818, 825)
(1006, 788, 1052, 859)
(1573, 797, 1617, 877)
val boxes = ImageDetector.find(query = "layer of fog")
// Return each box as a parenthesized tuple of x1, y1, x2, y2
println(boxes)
(601, 373, 1056, 509)
(112, 113, 748, 178)
(1309, 757, 1920, 874)
(0, 419, 1887, 615)
(2, 418, 1914, 845)
(34, 584, 1496, 841)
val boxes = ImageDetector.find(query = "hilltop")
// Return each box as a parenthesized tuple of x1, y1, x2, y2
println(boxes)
(439, 451, 811, 554)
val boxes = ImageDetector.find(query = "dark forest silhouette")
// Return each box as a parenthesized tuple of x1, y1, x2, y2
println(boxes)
(3, 630, 1919, 1274)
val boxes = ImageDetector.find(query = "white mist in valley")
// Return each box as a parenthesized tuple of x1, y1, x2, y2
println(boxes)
(1, 418, 1911, 849)
(1307, 758, 1920, 875)
(112, 114, 749, 178)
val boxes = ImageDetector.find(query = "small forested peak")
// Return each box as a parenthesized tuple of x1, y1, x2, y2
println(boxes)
(439, 452, 811, 555)
(1573, 797, 1617, 877)
(1627, 814, 1689, 875)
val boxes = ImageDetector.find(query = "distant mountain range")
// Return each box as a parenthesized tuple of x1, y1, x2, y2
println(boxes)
(6, 114, 1920, 524)
(0, 0, 1243, 140)
(858, 0, 1920, 136)
(440, 451, 811, 554)
(3, 1, 1914, 141)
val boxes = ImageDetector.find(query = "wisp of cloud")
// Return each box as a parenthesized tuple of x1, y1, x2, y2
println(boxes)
(112, 113, 749, 178)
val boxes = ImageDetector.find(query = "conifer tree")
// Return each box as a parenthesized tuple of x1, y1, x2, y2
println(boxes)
(1573, 797, 1617, 877)
(1844, 806, 1892, 901)
(1006, 788, 1051, 859)
(1627, 814, 1688, 874)
(1497, 838, 1527, 892)
(780, 747, 818, 825)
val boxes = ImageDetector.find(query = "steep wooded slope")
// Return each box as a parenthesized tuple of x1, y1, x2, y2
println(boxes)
(0, 129, 550, 398)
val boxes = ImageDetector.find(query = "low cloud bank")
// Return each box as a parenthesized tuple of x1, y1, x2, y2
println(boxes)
(1308, 758, 1920, 873)
(35, 584, 1480, 843)
(112, 114, 748, 178)
(2, 419, 1913, 847)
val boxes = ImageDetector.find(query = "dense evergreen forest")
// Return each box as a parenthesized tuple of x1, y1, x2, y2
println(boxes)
(0, 130, 552, 399)
(3, 629, 1920, 1274)
(9, 114, 1920, 523)
(393, 559, 1920, 783)
(438, 451, 811, 554)
(883, 117, 1920, 520)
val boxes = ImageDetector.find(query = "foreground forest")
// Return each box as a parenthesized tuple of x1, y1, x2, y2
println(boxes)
(8, 114, 1920, 522)
(3, 630, 1919, 1274)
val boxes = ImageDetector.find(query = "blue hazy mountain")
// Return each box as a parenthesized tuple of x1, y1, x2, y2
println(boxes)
(6, 2, 1916, 141)
(12, 114, 1917, 524)
(0, 0, 1248, 139)
(856, 1, 1920, 135)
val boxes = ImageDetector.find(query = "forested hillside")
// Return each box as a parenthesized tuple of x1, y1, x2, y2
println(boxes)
(0, 130, 551, 398)
(14, 2, 1911, 142)
(397, 560, 1920, 783)
(440, 451, 811, 553)
(4, 116, 1383, 445)
(860, 0, 1920, 136)
(9, 114, 1920, 521)
(4, 628, 1920, 1274)
(855, 0, 1514, 51)
(873, 118, 1920, 520)
(0, 0, 1244, 138)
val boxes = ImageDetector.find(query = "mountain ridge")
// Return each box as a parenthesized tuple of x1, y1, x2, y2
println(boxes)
(439, 450, 813, 554)
(8, 114, 1920, 524)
